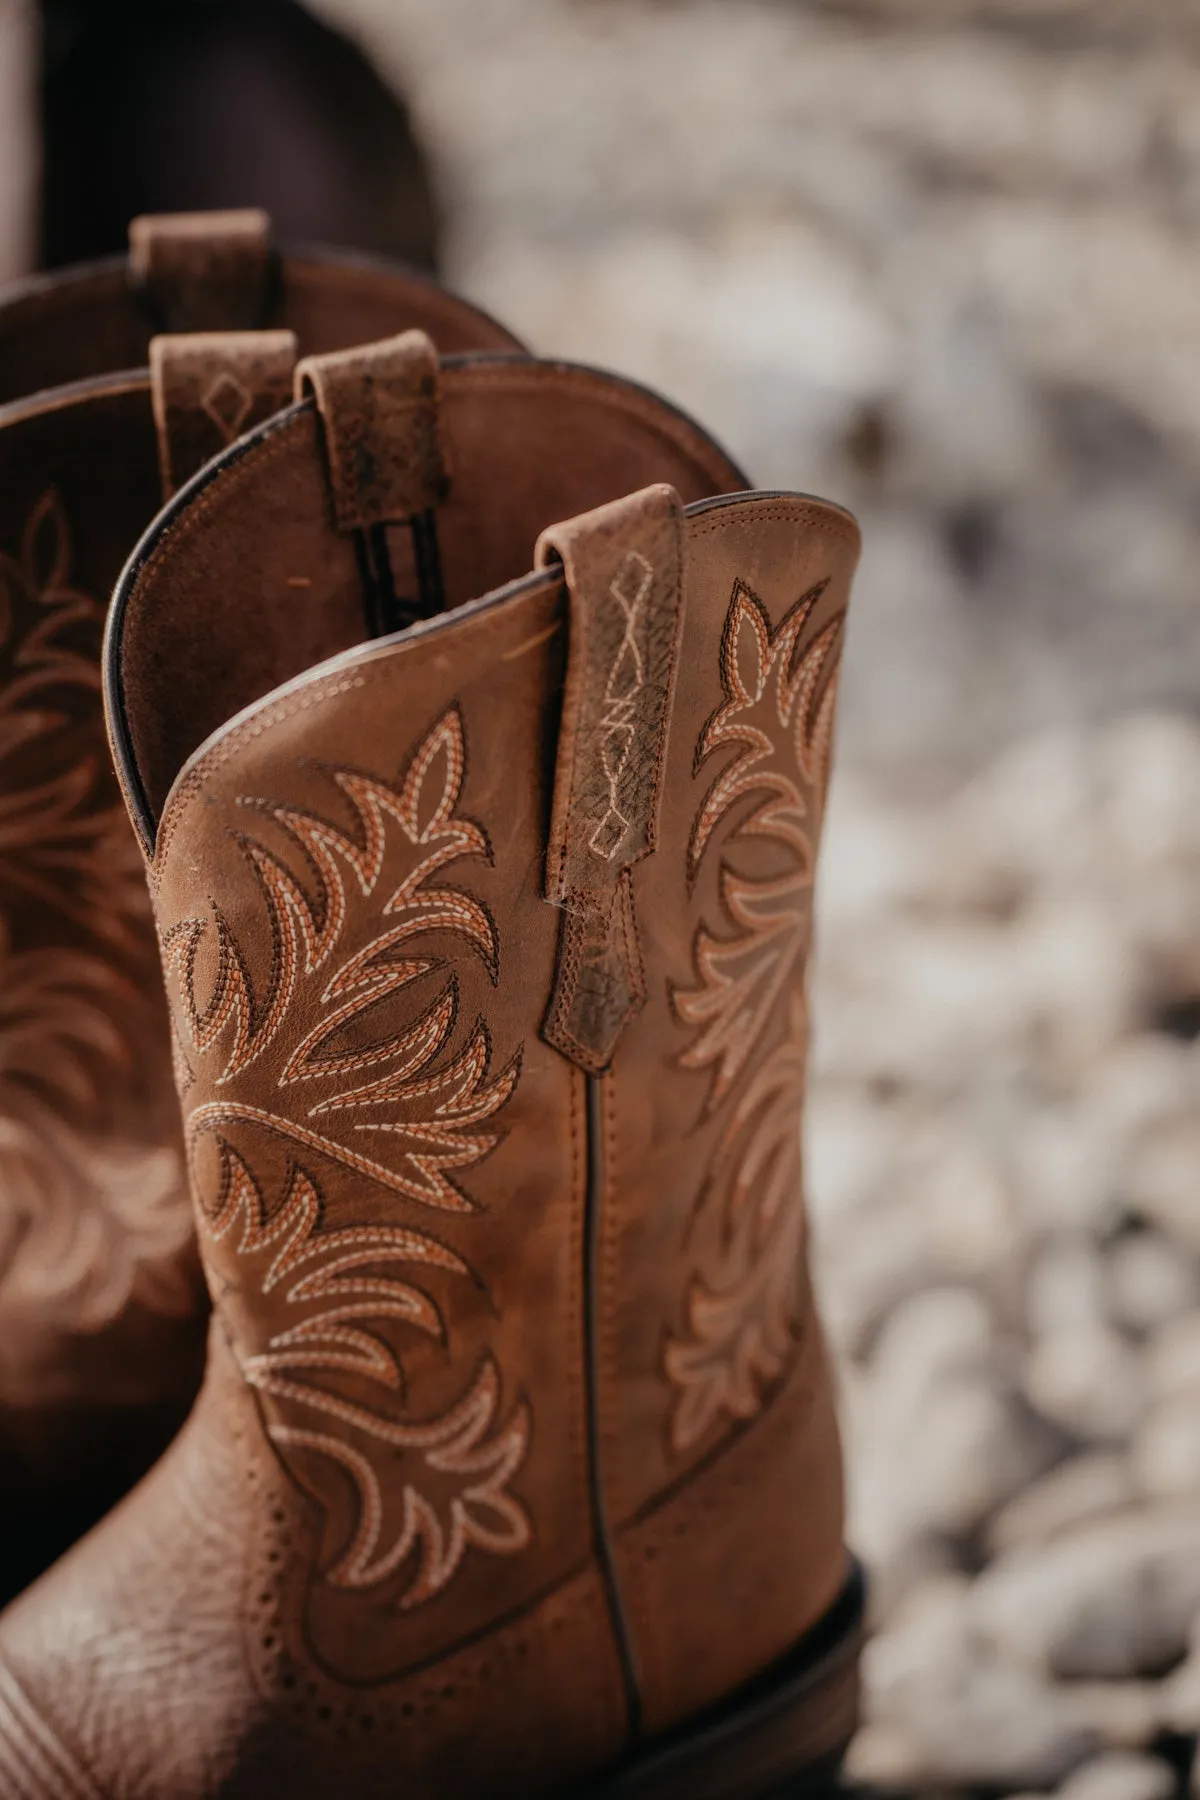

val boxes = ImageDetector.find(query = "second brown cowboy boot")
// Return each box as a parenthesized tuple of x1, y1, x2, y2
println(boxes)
(0, 213, 522, 1600)
(0, 339, 860, 1796)
(0, 206, 516, 398)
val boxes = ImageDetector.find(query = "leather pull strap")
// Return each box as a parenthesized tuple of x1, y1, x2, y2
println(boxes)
(150, 330, 298, 498)
(539, 483, 686, 1073)
(295, 331, 448, 532)
(129, 210, 272, 333)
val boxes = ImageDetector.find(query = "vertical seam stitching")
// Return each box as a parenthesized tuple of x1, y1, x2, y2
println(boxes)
(584, 1073, 644, 1742)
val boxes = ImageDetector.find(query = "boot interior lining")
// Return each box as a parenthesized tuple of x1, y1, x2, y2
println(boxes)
(0, 252, 520, 406)
(110, 356, 748, 842)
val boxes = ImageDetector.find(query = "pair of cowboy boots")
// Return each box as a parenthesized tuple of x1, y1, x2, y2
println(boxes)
(0, 211, 862, 1797)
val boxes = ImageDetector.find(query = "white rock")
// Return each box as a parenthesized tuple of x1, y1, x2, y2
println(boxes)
(909, 1378, 1050, 1539)
(1105, 1230, 1200, 1336)
(868, 1285, 999, 1391)
(894, 1663, 1097, 1786)
(1060, 1684, 1166, 1752)
(814, 775, 942, 925)
(1100, 713, 1200, 870)
(803, 1089, 897, 1231)
(854, 915, 1038, 1084)
(1146, 1313, 1200, 1401)
(952, 729, 1098, 892)
(811, 1191, 935, 1360)
(849, 1293, 1014, 1561)
(989, 1452, 1135, 1554)
(1132, 1396, 1200, 1497)
(1086, 1036, 1198, 1150)
(864, 1571, 1098, 1786)
(1028, 1238, 1109, 1336)
(969, 1504, 1200, 1677)
(1010, 1108, 1119, 1239)
(1058, 1750, 1177, 1800)
(866, 1570, 973, 1693)
(852, 1362, 1053, 1565)
(1011, 892, 1139, 1072)
(860, 1532, 961, 1629)
(906, 1130, 1021, 1290)
(1024, 1323, 1145, 1444)
(1159, 1649, 1200, 1735)
(1123, 1112, 1200, 1258)
(842, 1720, 921, 1788)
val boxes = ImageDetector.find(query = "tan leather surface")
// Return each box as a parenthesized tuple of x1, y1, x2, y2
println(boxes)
(592, 494, 860, 1729)
(539, 485, 685, 1072)
(615, 1306, 848, 1735)
(296, 331, 447, 530)
(129, 211, 272, 336)
(0, 1330, 627, 1799)
(150, 576, 591, 1679)
(0, 254, 531, 1597)
(0, 242, 522, 406)
(3, 577, 636, 1797)
(0, 379, 206, 1590)
(151, 331, 299, 497)
(0, 335, 854, 1790)
(116, 356, 746, 827)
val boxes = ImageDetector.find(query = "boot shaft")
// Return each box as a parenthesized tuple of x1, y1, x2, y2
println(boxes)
(0, 207, 518, 402)
(0, 217, 524, 1592)
(100, 338, 855, 1769)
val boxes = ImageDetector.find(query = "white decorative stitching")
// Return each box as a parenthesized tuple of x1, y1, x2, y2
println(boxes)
(163, 707, 530, 1612)
(588, 549, 653, 862)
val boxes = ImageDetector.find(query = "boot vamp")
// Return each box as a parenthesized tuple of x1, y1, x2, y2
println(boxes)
(0, 1326, 624, 1799)
(0, 1336, 266, 1798)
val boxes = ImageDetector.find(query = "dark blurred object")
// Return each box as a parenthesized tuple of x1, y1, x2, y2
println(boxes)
(39, 0, 440, 272)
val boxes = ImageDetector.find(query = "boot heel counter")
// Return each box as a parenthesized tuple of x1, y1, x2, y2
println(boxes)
(613, 1309, 848, 1737)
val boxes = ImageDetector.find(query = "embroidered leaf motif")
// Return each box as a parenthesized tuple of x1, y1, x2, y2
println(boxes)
(665, 1005, 809, 1450)
(166, 706, 530, 1608)
(0, 491, 192, 1330)
(668, 579, 843, 1452)
(206, 1148, 530, 1609)
(0, 488, 146, 937)
(165, 708, 518, 1218)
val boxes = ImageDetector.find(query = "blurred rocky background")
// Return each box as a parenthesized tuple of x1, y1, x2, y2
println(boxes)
(322, 0, 1200, 776)
(5, 0, 1200, 1793)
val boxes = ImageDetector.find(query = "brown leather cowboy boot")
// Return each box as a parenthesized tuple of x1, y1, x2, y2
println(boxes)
(0, 339, 860, 1797)
(0, 218, 521, 1600)
(0, 206, 515, 399)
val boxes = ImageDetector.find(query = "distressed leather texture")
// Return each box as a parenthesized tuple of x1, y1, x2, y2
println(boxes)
(128, 210, 274, 336)
(296, 331, 447, 530)
(594, 494, 858, 1732)
(151, 331, 299, 496)
(0, 347, 858, 1795)
(113, 358, 749, 831)
(0, 229, 527, 1602)
(0, 213, 521, 406)
(538, 484, 685, 1072)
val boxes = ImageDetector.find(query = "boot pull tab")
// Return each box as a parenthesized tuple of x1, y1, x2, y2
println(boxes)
(129, 210, 273, 334)
(294, 331, 448, 530)
(295, 332, 450, 637)
(538, 482, 687, 1074)
(150, 330, 298, 499)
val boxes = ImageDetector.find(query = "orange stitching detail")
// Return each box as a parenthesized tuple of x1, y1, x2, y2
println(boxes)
(665, 575, 844, 1453)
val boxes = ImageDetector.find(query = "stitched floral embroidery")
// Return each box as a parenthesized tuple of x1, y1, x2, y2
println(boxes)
(164, 706, 530, 1610)
(0, 490, 193, 1336)
(667, 577, 843, 1452)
